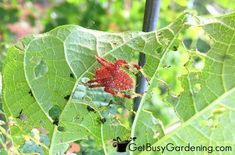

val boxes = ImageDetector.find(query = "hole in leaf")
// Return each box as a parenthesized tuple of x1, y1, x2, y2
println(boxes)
(156, 47, 163, 54)
(66, 143, 80, 154)
(172, 46, 178, 51)
(207, 116, 219, 128)
(37, 128, 49, 135)
(153, 131, 161, 139)
(40, 134, 50, 146)
(16, 109, 27, 121)
(31, 128, 40, 141)
(74, 84, 87, 99)
(70, 73, 75, 79)
(158, 82, 168, 95)
(196, 38, 211, 53)
(207, 106, 225, 129)
(171, 40, 180, 51)
(193, 83, 201, 93)
(98, 117, 106, 124)
(19, 140, 43, 154)
(49, 105, 61, 125)
(53, 118, 59, 126)
(73, 115, 81, 122)
(81, 77, 90, 83)
(191, 56, 205, 71)
(34, 59, 48, 79)
(28, 90, 34, 97)
(87, 106, 95, 112)
(183, 38, 192, 49)
(49, 105, 61, 119)
(58, 126, 65, 132)
(165, 51, 181, 66)
(64, 95, 70, 101)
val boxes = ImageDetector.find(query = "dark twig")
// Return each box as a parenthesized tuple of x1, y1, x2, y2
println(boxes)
(133, 0, 161, 113)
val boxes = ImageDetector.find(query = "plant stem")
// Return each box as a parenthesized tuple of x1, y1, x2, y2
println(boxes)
(133, 0, 161, 112)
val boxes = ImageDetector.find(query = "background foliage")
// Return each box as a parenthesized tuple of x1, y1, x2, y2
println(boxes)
(1, 0, 235, 154)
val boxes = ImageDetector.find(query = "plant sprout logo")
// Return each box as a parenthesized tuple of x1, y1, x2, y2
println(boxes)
(112, 137, 136, 152)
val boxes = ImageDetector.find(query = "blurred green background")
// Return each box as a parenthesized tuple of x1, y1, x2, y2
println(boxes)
(0, 0, 235, 70)
(1, 0, 235, 70)
(0, 0, 235, 154)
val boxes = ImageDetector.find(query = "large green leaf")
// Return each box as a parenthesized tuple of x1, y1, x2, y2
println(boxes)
(3, 46, 53, 152)
(3, 18, 185, 153)
(3, 25, 136, 154)
(5, 12, 234, 155)
(130, 14, 188, 153)
(137, 13, 235, 155)
(47, 20, 182, 153)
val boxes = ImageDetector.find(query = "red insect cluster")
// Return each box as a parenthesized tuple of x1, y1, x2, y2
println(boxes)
(87, 56, 146, 99)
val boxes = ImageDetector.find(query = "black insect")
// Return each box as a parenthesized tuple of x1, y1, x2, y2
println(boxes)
(70, 73, 75, 79)
(16, 109, 27, 121)
(87, 106, 95, 112)
(28, 90, 33, 97)
(64, 95, 70, 101)
(16, 109, 23, 119)
(100, 118, 106, 124)
(53, 117, 59, 126)
(172, 46, 178, 51)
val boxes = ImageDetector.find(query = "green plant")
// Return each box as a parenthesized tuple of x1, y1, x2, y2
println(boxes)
(2, 12, 235, 154)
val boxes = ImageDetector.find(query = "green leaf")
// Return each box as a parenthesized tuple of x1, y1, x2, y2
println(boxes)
(139, 12, 235, 155)
(131, 13, 188, 153)
(6, 11, 235, 155)
(3, 12, 188, 153)
(24, 35, 76, 112)
(3, 25, 139, 154)
(49, 25, 140, 78)
(3, 47, 53, 151)
(44, 22, 185, 154)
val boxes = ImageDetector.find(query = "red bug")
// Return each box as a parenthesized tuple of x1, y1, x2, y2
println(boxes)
(87, 56, 147, 99)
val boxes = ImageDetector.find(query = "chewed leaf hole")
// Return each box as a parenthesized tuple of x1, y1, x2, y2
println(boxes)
(70, 73, 75, 79)
(193, 83, 201, 93)
(16, 109, 27, 121)
(156, 47, 163, 54)
(49, 105, 61, 121)
(64, 95, 70, 101)
(74, 84, 87, 99)
(19, 140, 43, 154)
(196, 38, 211, 53)
(158, 82, 168, 95)
(97, 117, 106, 124)
(189, 55, 205, 71)
(66, 143, 80, 154)
(73, 115, 82, 122)
(58, 126, 65, 132)
(40, 134, 50, 146)
(34, 59, 48, 79)
(87, 105, 96, 112)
